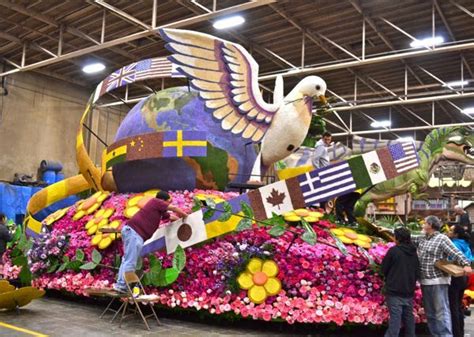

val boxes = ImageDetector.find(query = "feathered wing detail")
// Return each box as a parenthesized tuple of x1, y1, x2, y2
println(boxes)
(160, 28, 278, 142)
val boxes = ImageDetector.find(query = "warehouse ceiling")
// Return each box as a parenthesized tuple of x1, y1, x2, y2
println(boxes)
(1, 0, 474, 140)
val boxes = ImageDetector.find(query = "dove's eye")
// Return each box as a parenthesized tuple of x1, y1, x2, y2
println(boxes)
(315, 85, 321, 91)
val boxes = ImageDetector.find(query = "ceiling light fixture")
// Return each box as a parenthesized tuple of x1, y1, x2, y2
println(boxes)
(410, 36, 444, 48)
(443, 80, 469, 87)
(213, 15, 245, 30)
(82, 62, 105, 74)
(462, 107, 474, 115)
(370, 120, 391, 128)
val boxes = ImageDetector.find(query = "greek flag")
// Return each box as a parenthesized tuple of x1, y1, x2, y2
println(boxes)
(297, 161, 356, 206)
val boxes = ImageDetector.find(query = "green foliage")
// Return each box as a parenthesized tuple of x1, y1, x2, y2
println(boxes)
(75, 249, 85, 262)
(91, 249, 102, 265)
(268, 225, 286, 237)
(236, 218, 252, 232)
(79, 262, 98, 270)
(172, 245, 186, 271)
(376, 215, 401, 229)
(217, 202, 233, 222)
(203, 208, 216, 220)
(192, 197, 202, 212)
(205, 197, 216, 209)
(240, 202, 254, 219)
(301, 231, 317, 245)
(7, 227, 32, 285)
(143, 246, 186, 287)
(79, 249, 103, 271)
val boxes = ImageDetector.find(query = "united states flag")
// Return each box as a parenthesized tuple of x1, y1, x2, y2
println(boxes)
(389, 142, 419, 173)
(136, 57, 173, 80)
(105, 63, 136, 92)
(297, 161, 356, 205)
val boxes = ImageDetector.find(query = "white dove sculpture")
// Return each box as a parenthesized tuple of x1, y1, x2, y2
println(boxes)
(160, 28, 328, 178)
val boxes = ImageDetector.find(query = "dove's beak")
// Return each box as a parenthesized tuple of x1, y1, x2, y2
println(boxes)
(318, 95, 328, 105)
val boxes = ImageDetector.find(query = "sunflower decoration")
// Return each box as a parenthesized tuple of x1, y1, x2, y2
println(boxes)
(91, 219, 122, 250)
(237, 258, 281, 304)
(330, 228, 372, 249)
(72, 191, 110, 221)
(283, 209, 324, 224)
(43, 207, 70, 226)
(124, 189, 161, 218)
(194, 193, 225, 205)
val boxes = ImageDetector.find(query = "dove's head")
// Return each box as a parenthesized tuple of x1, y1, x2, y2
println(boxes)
(296, 76, 327, 104)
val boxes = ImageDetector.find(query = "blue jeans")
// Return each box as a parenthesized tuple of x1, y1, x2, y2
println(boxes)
(421, 284, 453, 337)
(385, 295, 415, 337)
(114, 225, 143, 291)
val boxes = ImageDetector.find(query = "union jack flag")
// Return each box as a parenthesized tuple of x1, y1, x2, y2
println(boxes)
(104, 63, 136, 93)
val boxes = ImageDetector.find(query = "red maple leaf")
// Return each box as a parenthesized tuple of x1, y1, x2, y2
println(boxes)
(266, 189, 286, 209)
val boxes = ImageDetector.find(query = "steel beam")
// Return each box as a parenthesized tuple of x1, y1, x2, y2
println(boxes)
(334, 92, 474, 111)
(332, 122, 474, 136)
(259, 41, 474, 80)
(0, 1, 275, 77)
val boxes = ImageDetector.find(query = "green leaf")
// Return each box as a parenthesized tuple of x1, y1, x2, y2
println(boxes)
(7, 227, 22, 249)
(148, 255, 162, 272)
(240, 202, 254, 219)
(218, 211, 232, 222)
(12, 255, 27, 267)
(57, 262, 68, 273)
(62, 255, 70, 263)
(222, 201, 232, 213)
(268, 213, 286, 226)
(136, 257, 143, 271)
(236, 218, 252, 232)
(47, 261, 60, 273)
(301, 231, 317, 245)
(205, 197, 216, 209)
(91, 249, 102, 265)
(114, 255, 121, 268)
(75, 249, 85, 262)
(329, 231, 348, 256)
(192, 197, 202, 212)
(18, 266, 32, 286)
(79, 262, 98, 270)
(66, 260, 83, 272)
(154, 268, 180, 286)
(268, 225, 286, 237)
(203, 208, 216, 220)
(172, 245, 186, 271)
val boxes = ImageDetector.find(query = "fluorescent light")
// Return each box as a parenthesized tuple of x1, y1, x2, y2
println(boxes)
(370, 120, 391, 128)
(410, 36, 444, 48)
(213, 15, 245, 30)
(462, 107, 474, 115)
(443, 80, 469, 87)
(398, 137, 414, 142)
(82, 62, 105, 74)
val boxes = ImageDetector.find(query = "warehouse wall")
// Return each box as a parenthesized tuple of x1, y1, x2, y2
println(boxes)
(0, 72, 126, 182)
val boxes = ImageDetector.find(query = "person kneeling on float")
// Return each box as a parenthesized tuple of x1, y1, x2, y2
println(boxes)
(113, 191, 188, 293)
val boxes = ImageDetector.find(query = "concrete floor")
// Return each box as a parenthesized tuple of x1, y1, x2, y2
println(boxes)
(0, 296, 473, 337)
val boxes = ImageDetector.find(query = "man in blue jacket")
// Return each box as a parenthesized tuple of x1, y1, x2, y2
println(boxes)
(382, 227, 420, 337)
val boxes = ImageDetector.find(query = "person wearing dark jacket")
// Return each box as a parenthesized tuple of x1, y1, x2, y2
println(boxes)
(382, 227, 420, 337)
(0, 213, 12, 258)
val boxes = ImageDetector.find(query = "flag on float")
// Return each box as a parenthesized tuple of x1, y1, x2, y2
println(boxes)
(247, 178, 306, 220)
(204, 194, 250, 239)
(297, 161, 356, 206)
(347, 151, 387, 189)
(163, 210, 207, 254)
(163, 130, 207, 157)
(388, 142, 419, 173)
(105, 63, 136, 93)
(104, 144, 127, 169)
(135, 57, 173, 80)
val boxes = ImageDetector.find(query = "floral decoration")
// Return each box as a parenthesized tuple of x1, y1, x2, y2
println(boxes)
(73, 191, 110, 220)
(237, 258, 281, 304)
(283, 209, 324, 223)
(330, 227, 372, 249)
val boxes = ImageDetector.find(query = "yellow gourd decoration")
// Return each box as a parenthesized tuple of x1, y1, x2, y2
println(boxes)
(330, 228, 372, 249)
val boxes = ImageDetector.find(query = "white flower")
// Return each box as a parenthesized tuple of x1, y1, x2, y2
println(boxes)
(239, 244, 248, 251)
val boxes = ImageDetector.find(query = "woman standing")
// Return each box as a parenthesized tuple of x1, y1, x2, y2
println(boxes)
(448, 225, 473, 337)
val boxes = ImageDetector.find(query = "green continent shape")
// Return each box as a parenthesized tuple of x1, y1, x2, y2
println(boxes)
(194, 143, 230, 190)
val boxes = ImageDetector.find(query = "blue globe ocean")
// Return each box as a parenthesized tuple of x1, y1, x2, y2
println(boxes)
(113, 87, 257, 192)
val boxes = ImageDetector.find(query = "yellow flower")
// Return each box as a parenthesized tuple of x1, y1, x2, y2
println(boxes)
(91, 220, 122, 249)
(194, 193, 225, 204)
(124, 189, 161, 218)
(330, 228, 372, 249)
(73, 191, 110, 220)
(85, 207, 115, 235)
(43, 207, 70, 226)
(283, 209, 323, 223)
(237, 258, 281, 304)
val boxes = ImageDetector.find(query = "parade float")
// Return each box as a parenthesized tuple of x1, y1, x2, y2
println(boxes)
(3, 28, 474, 327)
